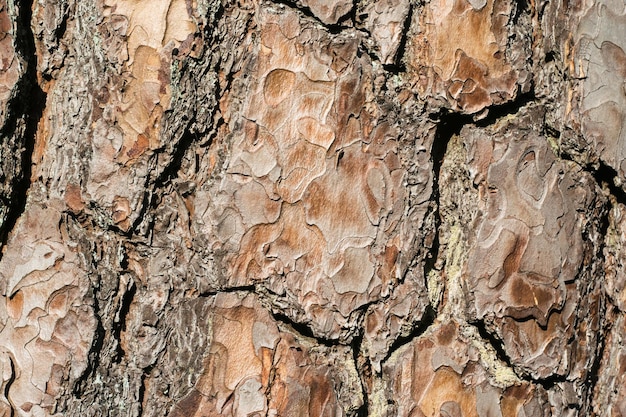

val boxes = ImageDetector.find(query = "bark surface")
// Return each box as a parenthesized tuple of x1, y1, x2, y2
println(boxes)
(0, 0, 624, 416)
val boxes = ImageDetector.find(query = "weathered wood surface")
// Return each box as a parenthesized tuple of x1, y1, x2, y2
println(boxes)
(0, 0, 625, 416)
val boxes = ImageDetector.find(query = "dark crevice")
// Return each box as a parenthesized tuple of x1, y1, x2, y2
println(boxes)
(137, 374, 146, 417)
(53, 6, 70, 46)
(381, 3, 413, 73)
(584, 304, 611, 411)
(129, 178, 157, 239)
(472, 318, 574, 390)
(137, 363, 155, 417)
(511, 0, 530, 24)
(545, 51, 557, 63)
(271, 311, 338, 347)
(355, 388, 369, 417)
(127, 4, 227, 237)
(556, 138, 626, 204)
(3, 356, 15, 417)
(527, 375, 567, 391)
(426, 88, 536, 135)
(594, 162, 626, 205)
(260, 285, 350, 347)
(582, 201, 612, 411)
(72, 286, 105, 399)
(0, 0, 46, 257)
(338, 0, 358, 27)
(131, 126, 200, 234)
(432, 109, 474, 177)
(358, 43, 383, 74)
(61, 214, 106, 401)
(154, 128, 199, 188)
(197, 284, 256, 297)
(473, 319, 518, 373)
(383, 305, 437, 364)
(113, 279, 137, 363)
(531, 372, 569, 391)
(474, 90, 536, 128)
(107, 222, 135, 239)
(351, 332, 369, 417)
(268, 0, 353, 34)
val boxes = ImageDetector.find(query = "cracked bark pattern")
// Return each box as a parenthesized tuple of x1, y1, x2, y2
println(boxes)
(382, 320, 549, 417)
(170, 292, 363, 417)
(0, 0, 625, 416)
(0, 0, 29, 246)
(464, 108, 604, 381)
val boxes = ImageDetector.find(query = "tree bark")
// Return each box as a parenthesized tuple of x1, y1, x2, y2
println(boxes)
(0, 0, 624, 415)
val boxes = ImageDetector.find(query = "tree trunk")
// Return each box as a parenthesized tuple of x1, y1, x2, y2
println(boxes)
(0, 0, 624, 415)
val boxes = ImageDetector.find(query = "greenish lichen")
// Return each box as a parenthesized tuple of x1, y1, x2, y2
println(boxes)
(461, 324, 522, 388)
(368, 377, 391, 417)
(546, 134, 561, 157)
(437, 132, 521, 389)
(441, 223, 468, 318)
(427, 267, 442, 308)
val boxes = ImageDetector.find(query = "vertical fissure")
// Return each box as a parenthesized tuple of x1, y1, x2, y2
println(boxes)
(351, 332, 369, 417)
(424, 111, 472, 307)
(0, 0, 46, 256)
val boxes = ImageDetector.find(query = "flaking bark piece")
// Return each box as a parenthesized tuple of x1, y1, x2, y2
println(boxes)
(574, 0, 626, 188)
(280, 0, 353, 26)
(359, 0, 411, 66)
(200, 6, 429, 342)
(382, 319, 549, 417)
(406, 0, 527, 115)
(0, 197, 95, 415)
(169, 292, 363, 417)
(463, 107, 604, 386)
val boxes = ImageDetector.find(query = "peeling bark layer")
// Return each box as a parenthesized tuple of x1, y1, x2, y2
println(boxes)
(0, 0, 625, 416)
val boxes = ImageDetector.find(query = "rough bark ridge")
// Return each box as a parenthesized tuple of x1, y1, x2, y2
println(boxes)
(0, 0, 624, 415)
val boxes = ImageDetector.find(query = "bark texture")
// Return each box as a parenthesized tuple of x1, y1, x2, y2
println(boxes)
(0, 0, 624, 416)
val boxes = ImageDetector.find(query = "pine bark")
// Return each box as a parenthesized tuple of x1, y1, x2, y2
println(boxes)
(0, 0, 625, 416)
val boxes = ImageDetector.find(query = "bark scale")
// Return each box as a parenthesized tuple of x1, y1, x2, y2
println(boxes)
(0, 0, 624, 416)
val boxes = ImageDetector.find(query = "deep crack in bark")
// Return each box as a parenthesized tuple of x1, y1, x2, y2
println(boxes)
(113, 278, 137, 363)
(351, 331, 369, 417)
(382, 304, 436, 365)
(3, 355, 15, 417)
(271, 311, 338, 347)
(268, 0, 355, 33)
(0, 0, 46, 257)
